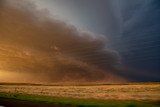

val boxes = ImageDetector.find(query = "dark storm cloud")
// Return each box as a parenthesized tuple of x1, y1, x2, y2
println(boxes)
(119, 0, 160, 81)
(35, 0, 160, 82)
(0, 0, 125, 83)
(48, 0, 160, 81)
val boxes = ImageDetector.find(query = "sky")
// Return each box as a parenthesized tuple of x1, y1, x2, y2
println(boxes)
(0, 0, 159, 83)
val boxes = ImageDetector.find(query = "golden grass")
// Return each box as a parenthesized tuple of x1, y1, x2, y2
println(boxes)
(0, 83, 160, 101)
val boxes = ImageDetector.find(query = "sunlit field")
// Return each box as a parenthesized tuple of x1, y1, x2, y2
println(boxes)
(0, 83, 160, 100)
(0, 83, 160, 107)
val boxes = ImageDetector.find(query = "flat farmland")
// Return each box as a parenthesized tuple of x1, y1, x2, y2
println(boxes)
(0, 83, 160, 100)
(0, 83, 160, 107)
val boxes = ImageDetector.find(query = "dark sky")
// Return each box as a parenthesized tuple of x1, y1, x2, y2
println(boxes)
(0, 0, 159, 83)
(36, 0, 160, 81)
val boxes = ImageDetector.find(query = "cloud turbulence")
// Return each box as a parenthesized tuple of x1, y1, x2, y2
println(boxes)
(0, 0, 125, 83)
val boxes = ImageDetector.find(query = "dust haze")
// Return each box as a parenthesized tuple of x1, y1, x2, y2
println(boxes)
(0, 0, 126, 83)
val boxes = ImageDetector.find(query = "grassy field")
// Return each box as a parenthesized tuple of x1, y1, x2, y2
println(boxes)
(0, 83, 160, 107)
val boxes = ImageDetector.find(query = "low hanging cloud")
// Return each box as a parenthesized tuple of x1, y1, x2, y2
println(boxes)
(0, 0, 126, 83)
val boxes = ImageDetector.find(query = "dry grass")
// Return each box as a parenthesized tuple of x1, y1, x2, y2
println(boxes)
(0, 83, 160, 101)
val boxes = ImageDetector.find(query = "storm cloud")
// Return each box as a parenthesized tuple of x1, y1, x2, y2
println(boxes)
(0, 0, 126, 83)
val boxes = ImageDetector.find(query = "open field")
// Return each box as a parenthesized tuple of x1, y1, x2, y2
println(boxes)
(0, 83, 160, 106)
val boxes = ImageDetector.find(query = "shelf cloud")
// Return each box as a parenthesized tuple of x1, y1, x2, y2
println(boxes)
(0, 0, 125, 83)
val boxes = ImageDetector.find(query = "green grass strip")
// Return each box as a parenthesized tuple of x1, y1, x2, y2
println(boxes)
(0, 92, 159, 107)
